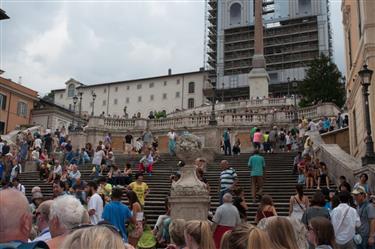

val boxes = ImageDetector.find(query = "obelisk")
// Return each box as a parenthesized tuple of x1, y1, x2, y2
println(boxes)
(248, 0, 269, 99)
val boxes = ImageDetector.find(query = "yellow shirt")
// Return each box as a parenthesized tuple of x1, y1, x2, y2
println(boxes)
(129, 182, 149, 206)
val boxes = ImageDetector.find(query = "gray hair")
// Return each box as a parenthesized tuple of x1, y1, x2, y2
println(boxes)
(223, 193, 233, 203)
(49, 195, 86, 230)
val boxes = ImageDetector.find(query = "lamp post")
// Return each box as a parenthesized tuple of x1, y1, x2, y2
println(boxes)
(76, 91, 83, 130)
(292, 79, 298, 123)
(208, 80, 217, 126)
(72, 95, 78, 130)
(123, 106, 128, 119)
(358, 64, 375, 165)
(91, 92, 96, 116)
(287, 77, 290, 97)
(222, 82, 225, 102)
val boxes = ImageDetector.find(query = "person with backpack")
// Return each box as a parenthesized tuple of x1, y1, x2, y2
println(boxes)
(0, 189, 49, 249)
(331, 191, 360, 249)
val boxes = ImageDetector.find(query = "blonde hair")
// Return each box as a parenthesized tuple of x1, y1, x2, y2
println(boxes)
(220, 224, 272, 249)
(60, 226, 124, 249)
(259, 216, 299, 249)
(185, 220, 215, 249)
(169, 219, 186, 246)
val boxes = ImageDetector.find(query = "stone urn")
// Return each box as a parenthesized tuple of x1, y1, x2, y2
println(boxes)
(169, 134, 210, 221)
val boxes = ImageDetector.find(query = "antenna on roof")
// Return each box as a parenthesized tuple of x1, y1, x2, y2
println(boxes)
(18, 76, 22, 84)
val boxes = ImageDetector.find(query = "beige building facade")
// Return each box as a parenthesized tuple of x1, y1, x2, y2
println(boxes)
(342, 0, 375, 158)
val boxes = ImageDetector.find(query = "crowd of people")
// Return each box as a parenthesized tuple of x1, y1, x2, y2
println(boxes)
(0, 116, 373, 249)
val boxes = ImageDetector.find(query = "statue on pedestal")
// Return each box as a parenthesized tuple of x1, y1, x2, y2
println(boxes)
(169, 134, 210, 221)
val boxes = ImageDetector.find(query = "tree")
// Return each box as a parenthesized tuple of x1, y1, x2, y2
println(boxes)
(298, 54, 345, 108)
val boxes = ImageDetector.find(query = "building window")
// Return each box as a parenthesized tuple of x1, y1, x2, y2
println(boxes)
(188, 82, 195, 93)
(137, 84, 142, 89)
(104, 88, 107, 93)
(176, 79, 180, 84)
(114, 99, 118, 105)
(126, 86, 130, 90)
(102, 100, 106, 106)
(138, 96, 142, 102)
(164, 81, 167, 86)
(163, 93, 167, 100)
(176, 92, 180, 98)
(17, 102, 27, 117)
(0, 94, 7, 110)
(298, 0, 311, 15)
(188, 98, 195, 109)
(126, 97, 130, 103)
(67, 84, 75, 97)
(150, 95, 154, 101)
(230, 3, 242, 25)
(60, 93, 63, 99)
(149, 82, 154, 88)
(229, 76, 239, 88)
(115, 87, 118, 92)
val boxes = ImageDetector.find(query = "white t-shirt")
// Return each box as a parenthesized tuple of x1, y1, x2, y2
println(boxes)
(53, 165, 62, 175)
(34, 138, 42, 148)
(32, 150, 40, 161)
(0, 142, 4, 153)
(167, 132, 176, 140)
(92, 150, 105, 165)
(13, 184, 25, 194)
(88, 193, 103, 225)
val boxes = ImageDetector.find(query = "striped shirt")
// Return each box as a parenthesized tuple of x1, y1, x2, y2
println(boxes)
(220, 168, 237, 191)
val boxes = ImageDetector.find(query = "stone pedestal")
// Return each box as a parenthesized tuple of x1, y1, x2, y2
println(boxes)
(70, 131, 87, 150)
(24, 161, 38, 172)
(169, 134, 210, 221)
(248, 66, 269, 99)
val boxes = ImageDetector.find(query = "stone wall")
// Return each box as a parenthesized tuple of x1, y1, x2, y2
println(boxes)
(321, 128, 350, 154)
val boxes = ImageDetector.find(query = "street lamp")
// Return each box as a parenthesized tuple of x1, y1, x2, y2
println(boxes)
(208, 80, 217, 126)
(76, 91, 83, 130)
(287, 77, 290, 97)
(72, 95, 78, 130)
(358, 64, 375, 165)
(292, 79, 298, 123)
(123, 106, 128, 119)
(91, 92, 97, 116)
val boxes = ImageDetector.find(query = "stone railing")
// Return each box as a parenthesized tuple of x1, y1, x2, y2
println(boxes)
(85, 102, 340, 132)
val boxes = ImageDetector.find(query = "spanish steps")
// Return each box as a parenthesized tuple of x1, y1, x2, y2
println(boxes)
(19, 152, 333, 225)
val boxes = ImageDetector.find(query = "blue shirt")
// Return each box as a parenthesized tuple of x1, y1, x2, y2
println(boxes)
(248, 154, 265, 176)
(102, 201, 132, 241)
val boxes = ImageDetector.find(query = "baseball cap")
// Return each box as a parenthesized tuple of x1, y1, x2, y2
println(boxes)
(352, 186, 366, 195)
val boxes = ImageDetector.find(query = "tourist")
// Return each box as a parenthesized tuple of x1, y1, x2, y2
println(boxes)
(278, 128, 286, 151)
(167, 128, 177, 156)
(127, 190, 144, 246)
(212, 193, 241, 249)
(302, 191, 331, 227)
(289, 184, 310, 220)
(9, 159, 21, 182)
(293, 151, 303, 175)
(317, 162, 330, 190)
(127, 172, 150, 208)
(269, 126, 278, 153)
(232, 133, 241, 155)
(60, 225, 133, 249)
(39, 160, 50, 181)
(107, 164, 122, 184)
(92, 145, 106, 176)
(166, 219, 187, 249)
(220, 223, 273, 249)
(252, 128, 263, 150)
(48, 160, 62, 183)
(153, 197, 171, 244)
(248, 150, 265, 202)
(286, 131, 293, 152)
(255, 195, 277, 224)
(338, 176, 352, 193)
(263, 131, 271, 153)
(33, 200, 53, 242)
(308, 217, 338, 249)
(258, 216, 299, 249)
(352, 186, 375, 249)
(104, 132, 112, 146)
(124, 130, 134, 155)
(72, 178, 87, 205)
(331, 191, 360, 249)
(52, 180, 66, 198)
(34, 135, 42, 149)
(184, 220, 215, 249)
(86, 181, 103, 225)
(30, 187, 44, 213)
(68, 164, 81, 187)
(139, 149, 154, 176)
(78, 148, 90, 165)
(308, 118, 318, 132)
(142, 127, 153, 149)
(12, 177, 25, 194)
(354, 173, 371, 195)
(303, 136, 314, 157)
(0, 189, 49, 249)
(219, 160, 238, 204)
(98, 177, 112, 202)
(232, 187, 248, 222)
(102, 187, 135, 242)
(223, 128, 232, 156)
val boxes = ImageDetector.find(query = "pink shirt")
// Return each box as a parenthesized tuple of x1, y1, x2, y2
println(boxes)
(253, 132, 262, 143)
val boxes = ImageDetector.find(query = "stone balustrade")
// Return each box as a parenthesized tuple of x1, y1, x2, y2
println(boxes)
(85, 102, 339, 132)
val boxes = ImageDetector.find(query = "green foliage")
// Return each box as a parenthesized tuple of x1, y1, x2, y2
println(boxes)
(298, 54, 345, 108)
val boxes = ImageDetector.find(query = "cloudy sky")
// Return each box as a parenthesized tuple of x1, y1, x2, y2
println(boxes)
(0, 0, 345, 96)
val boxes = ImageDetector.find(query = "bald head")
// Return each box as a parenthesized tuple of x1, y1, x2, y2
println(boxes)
(0, 189, 32, 242)
(223, 193, 233, 203)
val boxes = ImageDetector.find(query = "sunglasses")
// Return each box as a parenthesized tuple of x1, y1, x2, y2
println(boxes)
(71, 223, 122, 237)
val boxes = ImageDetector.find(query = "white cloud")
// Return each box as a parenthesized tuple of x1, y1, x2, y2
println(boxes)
(23, 10, 70, 63)
(128, 37, 174, 64)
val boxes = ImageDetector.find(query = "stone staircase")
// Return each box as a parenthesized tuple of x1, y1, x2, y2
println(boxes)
(18, 153, 329, 225)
